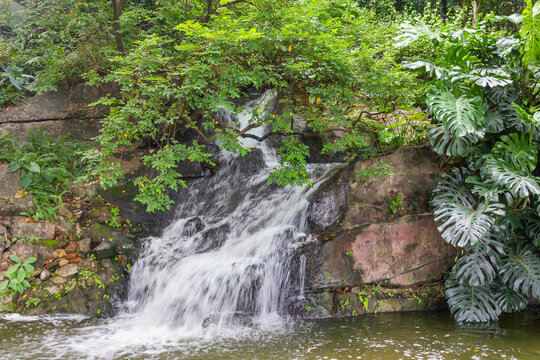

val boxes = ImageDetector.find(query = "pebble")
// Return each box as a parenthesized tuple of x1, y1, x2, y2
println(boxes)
(46, 285, 61, 295)
(40, 269, 51, 281)
(53, 249, 67, 259)
(51, 276, 66, 284)
(59, 259, 69, 267)
(56, 263, 78, 277)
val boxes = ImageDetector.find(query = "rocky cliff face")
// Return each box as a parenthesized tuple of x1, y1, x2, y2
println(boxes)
(292, 146, 455, 318)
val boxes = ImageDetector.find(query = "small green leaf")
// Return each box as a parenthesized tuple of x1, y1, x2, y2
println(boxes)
(27, 162, 40, 173)
(0, 280, 8, 291)
(7, 160, 20, 173)
(17, 267, 26, 282)
(8, 255, 21, 264)
(20, 172, 33, 189)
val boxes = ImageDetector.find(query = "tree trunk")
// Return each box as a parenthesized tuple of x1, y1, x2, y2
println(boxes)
(111, 0, 125, 54)
(472, 0, 479, 26)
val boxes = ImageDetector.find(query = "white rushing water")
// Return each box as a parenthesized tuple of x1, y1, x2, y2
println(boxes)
(27, 92, 337, 358)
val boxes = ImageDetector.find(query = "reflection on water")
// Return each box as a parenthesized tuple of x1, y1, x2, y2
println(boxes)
(1, 310, 539, 359)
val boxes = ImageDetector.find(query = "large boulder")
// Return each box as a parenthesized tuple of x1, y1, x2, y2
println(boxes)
(296, 146, 455, 318)
(319, 214, 456, 287)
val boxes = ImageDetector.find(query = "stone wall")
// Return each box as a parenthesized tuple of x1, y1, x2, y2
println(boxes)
(0, 82, 116, 141)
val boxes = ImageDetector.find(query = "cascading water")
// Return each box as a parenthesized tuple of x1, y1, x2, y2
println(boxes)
(35, 92, 337, 358)
(123, 91, 330, 330)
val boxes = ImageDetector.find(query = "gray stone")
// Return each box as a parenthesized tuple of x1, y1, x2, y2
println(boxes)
(0, 165, 34, 216)
(91, 240, 116, 260)
(55, 263, 78, 277)
(8, 240, 52, 263)
(40, 269, 51, 281)
(46, 286, 61, 295)
(11, 220, 55, 240)
(78, 238, 91, 254)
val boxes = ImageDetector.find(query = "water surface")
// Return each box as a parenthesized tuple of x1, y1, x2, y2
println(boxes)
(1, 310, 539, 359)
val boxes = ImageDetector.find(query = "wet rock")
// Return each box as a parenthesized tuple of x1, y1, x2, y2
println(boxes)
(56, 263, 78, 277)
(307, 180, 347, 230)
(88, 224, 135, 260)
(53, 249, 67, 259)
(59, 259, 69, 267)
(51, 276, 66, 284)
(10, 219, 56, 240)
(91, 240, 116, 260)
(181, 217, 205, 237)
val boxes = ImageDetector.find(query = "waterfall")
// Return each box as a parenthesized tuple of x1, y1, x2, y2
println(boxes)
(50, 92, 337, 357)
(123, 91, 332, 331)
(299, 254, 306, 299)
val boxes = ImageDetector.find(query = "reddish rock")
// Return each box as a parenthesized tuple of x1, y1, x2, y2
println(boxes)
(322, 215, 456, 286)
(65, 243, 78, 254)
(66, 253, 79, 260)
(69, 257, 82, 264)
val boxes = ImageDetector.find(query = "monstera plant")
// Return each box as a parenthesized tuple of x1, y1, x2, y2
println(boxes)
(398, 1, 540, 323)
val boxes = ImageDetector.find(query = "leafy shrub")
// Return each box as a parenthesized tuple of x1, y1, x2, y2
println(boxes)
(398, 1, 540, 323)
(85, 0, 423, 211)
(0, 127, 88, 220)
(0, 255, 37, 294)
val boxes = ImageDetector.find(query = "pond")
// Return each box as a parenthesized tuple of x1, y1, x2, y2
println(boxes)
(1, 310, 539, 359)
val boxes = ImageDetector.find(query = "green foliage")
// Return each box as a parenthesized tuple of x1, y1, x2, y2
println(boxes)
(389, 194, 403, 214)
(0, 128, 88, 220)
(85, 0, 421, 211)
(399, 1, 540, 323)
(0, 255, 36, 295)
(356, 161, 394, 179)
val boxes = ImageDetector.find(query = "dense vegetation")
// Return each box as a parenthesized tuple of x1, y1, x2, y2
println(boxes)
(1, 0, 539, 324)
